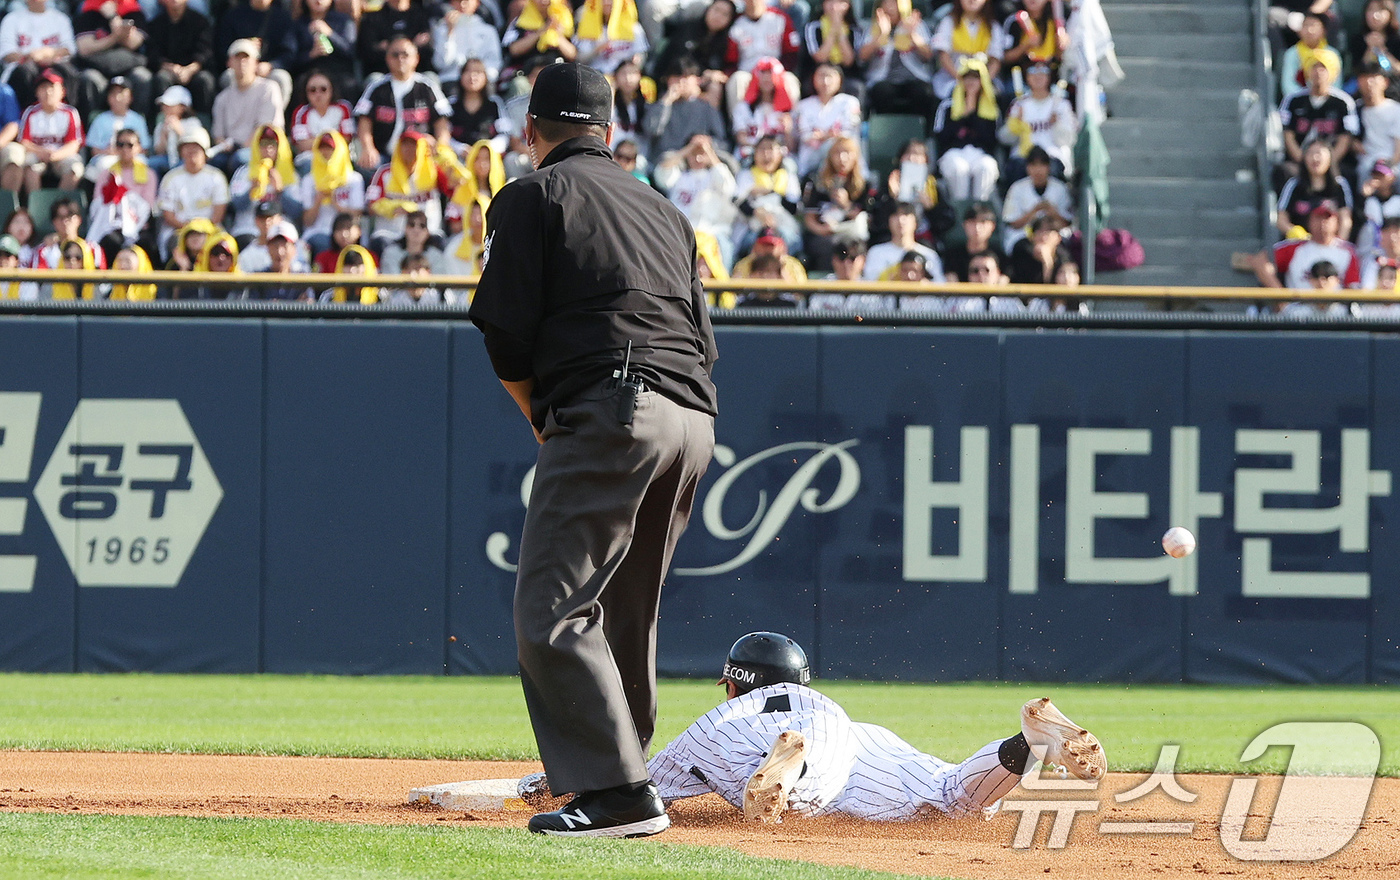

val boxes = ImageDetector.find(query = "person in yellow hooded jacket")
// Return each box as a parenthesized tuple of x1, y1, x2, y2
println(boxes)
(229, 125, 304, 245)
(932, 57, 1001, 201)
(503, 0, 578, 79)
(50, 238, 103, 300)
(109, 246, 158, 301)
(575, 0, 647, 75)
(322, 243, 380, 304)
(296, 131, 366, 257)
(190, 229, 248, 299)
(364, 130, 454, 248)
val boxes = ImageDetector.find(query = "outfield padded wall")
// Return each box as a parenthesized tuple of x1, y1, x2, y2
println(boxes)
(0, 317, 1395, 683)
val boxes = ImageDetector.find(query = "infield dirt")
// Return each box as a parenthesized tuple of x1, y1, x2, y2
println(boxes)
(0, 751, 1395, 879)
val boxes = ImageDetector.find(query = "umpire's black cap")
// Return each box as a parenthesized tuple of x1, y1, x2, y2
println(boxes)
(529, 62, 613, 125)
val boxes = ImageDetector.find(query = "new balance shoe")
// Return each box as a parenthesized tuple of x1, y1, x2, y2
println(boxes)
(1020, 697, 1107, 781)
(527, 782, 670, 838)
(743, 729, 808, 823)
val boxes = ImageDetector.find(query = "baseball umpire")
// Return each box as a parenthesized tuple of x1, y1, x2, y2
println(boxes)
(467, 61, 718, 839)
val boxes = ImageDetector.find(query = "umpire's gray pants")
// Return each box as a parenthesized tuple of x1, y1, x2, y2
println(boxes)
(515, 382, 714, 794)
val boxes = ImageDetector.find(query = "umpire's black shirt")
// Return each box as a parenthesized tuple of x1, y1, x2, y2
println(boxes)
(468, 136, 719, 430)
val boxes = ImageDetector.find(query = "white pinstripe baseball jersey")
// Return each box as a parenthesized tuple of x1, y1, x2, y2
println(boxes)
(648, 682, 1020, 821)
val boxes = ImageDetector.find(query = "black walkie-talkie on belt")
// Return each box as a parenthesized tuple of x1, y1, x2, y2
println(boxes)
(613, 341, 644, 425)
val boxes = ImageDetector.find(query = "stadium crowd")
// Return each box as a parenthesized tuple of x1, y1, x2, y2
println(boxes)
(1251, 1, 1400, 309)
(0, 0, 1100, 307)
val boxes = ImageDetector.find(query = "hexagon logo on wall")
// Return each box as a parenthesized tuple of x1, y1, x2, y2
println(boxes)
(33, 400, 223, 587)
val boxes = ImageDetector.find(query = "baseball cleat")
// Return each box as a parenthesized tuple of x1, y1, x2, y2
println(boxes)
(517, 772, 555, 808)
(1021, 697, 1107, 781)
(527, 782, 670, 838)
(744, 730, 808, 823)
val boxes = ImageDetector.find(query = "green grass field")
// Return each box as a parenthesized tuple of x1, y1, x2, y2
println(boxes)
(1, 674, 1397, 879)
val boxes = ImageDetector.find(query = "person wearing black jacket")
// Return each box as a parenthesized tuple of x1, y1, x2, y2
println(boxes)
(933, 57, 1001, 201)
(467, 62, 717, 841)
(145, 0, 217, 113)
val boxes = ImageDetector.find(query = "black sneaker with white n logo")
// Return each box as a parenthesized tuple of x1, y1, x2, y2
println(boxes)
(527, 782, 670, 838)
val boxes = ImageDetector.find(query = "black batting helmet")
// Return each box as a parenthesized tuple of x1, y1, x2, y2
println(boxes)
(721, 632, 810, 695)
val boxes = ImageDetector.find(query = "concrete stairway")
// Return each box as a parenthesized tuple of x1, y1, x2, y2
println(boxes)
(1095, 0, 1263, 288)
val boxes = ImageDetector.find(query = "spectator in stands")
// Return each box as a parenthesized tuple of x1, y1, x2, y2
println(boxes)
(215, 0, 297, 102)
(448, 59, 513, 155)
(324, 243, 379, 303)
(734, 254, 803, 306)
(163, 216, 214, 276)
(732, 226, 806, 279)
(434, 0, 503, 86)
(1002, 146, 1073, 252)
(1258, 200, 1361, 289)
(73, 0, 152, 118)
(1361, 217, 1400, 287)
(378, 208, 446, 274)
(50, 237, 104, 299)
(314, 210, 365, 272)
(290, 71, 355, 173)
(87, 129, 156, 263)
(1279, 12, 1338, 95)
(728, 0, 802, 96)
(382, 252, 442, 304)
(107, 245, 156, 300)
(931, 0, 1003, 102)
(732, 57, 793, 159)
(653, 132, 738, 266)
(800, 133, 875, 270)
(192, 229, 245, 299)
(646, 58, 731, 158)
(1277, 50, 1357, 189)
(967, 250, 1007, 287)
(256, 221, 314, 300)
(365, 131, 453, 246)
(237, 199, 285, 268)
(297, 130, 364, 257)
(1354, 62, 1400, 180)
(809, 237, 881, 309)
(3, 209, 38, 268)
(1008, 214, 1070, 285)
(155, 128, 229, 258)
(864, 202, 942, 281)
(612, 136, 649, 181)
(653, 0, 737, 100)
(35, 196, 105, 270)
(502, 0, 579, 83)
(229, 125, 302, 244)
(609, 59, 650, 151)
(802, 0, 863, 98)
(0, 84, 21, 193)
(1277, 138, 1354, 240)
(84, 77, 151, 182)
(354, 36, 453, 171)
(358, 0, 435, 78)
(0, 0, 82, 112)
(149, 85, 205, 176)
(575, 0, 648, 75)
(211, 40, 286, 175)
(1269, 1, 1342, 68)
(16, 71, 85, 193)
(1353, 0, 1400, 83)
(874, 138, 945, 247)
(145, 0, 217, 115)
(734, 134, 803, 257)
(933, 57, 1001, 202)
(1360, 167, 1400, 261)
(292, 0, 357, 98)
(1001, 0, 1067, 85)
(0, 235, 24, 298)
(441, 194, 486, 286)
(942, 200, 1003, 282)
(791, 62, 860, 177)
(859, 0, 935, 118)
(999, 61, 1076, 181)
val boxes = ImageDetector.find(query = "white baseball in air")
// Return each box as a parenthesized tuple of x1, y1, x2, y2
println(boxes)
(1162, 527, 1196, 558)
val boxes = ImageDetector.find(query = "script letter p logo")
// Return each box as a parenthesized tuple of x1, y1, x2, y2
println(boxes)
(1221, 722, 1379, 861)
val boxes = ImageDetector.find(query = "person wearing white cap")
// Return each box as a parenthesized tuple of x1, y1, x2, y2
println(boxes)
(150, 84, 207, 176)
(255, 220, 313, 300)
(209, 37, 285, 175)
(154, 126, 229, 258)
